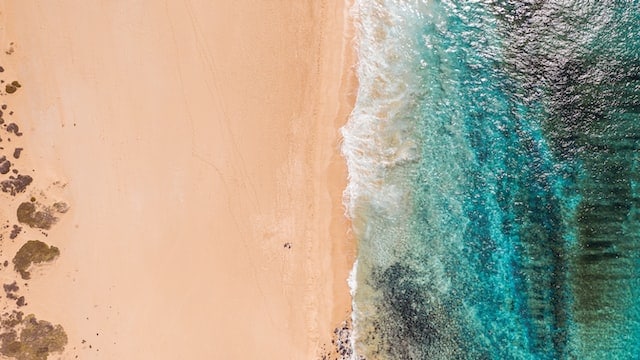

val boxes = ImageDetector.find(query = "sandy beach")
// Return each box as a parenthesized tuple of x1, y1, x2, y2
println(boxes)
(0, 1, 355, 359)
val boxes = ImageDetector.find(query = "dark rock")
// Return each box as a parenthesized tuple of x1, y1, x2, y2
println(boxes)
(8, 225, 20, 240)
(0, 175, 32, 195)
(5, 123, 21, 136)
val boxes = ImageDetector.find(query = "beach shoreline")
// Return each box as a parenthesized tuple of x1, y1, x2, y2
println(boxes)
(1, 0, 356, 358)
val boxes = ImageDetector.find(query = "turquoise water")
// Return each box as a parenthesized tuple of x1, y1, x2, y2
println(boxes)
(342, 1, 640, 359)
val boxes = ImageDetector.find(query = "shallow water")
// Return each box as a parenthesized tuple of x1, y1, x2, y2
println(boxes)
(343, 1, 640, 358)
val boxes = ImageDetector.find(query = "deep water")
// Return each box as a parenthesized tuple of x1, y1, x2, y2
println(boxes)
(342, 1, 640, 359)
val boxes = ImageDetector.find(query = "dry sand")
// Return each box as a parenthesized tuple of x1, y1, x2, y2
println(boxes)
(0, 0, 356, 359)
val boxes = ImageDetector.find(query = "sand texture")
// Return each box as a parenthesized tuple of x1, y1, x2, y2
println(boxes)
(0, 0, 355, 359)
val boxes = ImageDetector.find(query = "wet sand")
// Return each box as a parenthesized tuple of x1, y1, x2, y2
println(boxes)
(0, 1, 355, 359)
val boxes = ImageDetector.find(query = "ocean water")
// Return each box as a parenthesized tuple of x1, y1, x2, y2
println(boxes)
(342, 1, 640, 359)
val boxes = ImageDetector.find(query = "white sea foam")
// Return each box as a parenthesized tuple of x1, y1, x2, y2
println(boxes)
(347, 259, 359, 360)
(341, 0, 432, 221)
(341, 1, 436, 357)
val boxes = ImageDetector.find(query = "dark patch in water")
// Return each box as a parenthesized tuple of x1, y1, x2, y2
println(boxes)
(365, 263, 463, 359)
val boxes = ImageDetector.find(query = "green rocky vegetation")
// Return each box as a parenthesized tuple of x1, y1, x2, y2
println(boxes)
(12, 241, 60, 280)
(0, 314, 67, 360)
(16, 202, 57, 230)
(0, 58, 69, 360)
